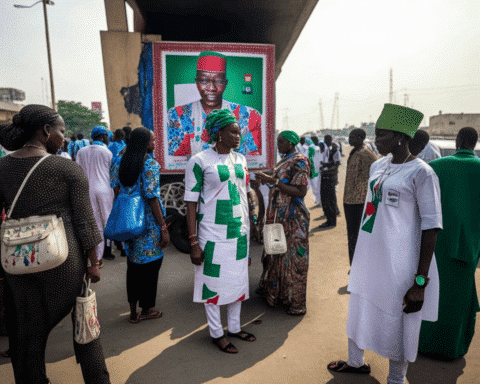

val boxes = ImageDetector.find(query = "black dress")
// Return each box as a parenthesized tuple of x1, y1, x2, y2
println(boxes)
(0, 155, 110, 384)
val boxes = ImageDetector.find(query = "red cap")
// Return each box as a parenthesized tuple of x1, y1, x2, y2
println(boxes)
(197, 55, 226, 72)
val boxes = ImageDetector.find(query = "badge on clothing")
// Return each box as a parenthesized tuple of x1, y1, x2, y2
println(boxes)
(385, 189, 400, 207)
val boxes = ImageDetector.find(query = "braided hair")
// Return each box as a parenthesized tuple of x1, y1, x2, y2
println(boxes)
(0, 104, 60, 151)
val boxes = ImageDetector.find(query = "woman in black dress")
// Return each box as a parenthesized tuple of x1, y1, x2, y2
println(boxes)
(0, 105, 110, 384)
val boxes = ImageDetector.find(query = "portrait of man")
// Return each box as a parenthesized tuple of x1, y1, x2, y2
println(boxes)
(166, 51, 262, 157)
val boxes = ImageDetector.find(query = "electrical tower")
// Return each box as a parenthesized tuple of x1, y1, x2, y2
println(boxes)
(331, 93, 339, 130)
(389, 68, 393, 103)
(319, 99, 325, 130)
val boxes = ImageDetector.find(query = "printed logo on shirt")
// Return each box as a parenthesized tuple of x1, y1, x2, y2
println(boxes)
(385, 189, 400, 208)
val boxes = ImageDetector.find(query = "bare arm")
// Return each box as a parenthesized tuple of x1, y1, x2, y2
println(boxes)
(148, 197, 169, 249)
(255, 172, 307, 198)
(187, 201, 203, 266)
(403, 228, 440, 313)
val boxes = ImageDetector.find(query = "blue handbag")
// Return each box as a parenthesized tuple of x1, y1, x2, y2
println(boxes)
(105, 189, 147, 242)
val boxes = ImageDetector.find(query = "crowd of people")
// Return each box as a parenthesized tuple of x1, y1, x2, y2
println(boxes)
(0, 102, 479, 384)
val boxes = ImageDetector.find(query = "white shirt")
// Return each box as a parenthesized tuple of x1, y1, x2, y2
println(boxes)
(417, 142, 441, 163)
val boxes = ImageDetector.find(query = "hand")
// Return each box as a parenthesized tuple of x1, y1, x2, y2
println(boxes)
(190, 243, 204, 266)
(160, 228, 170, 249)
(86, 266, 101, 283)
(403, 285, 425, 314)
(250, 179, 260, 190)
(255, 172, 276, 185)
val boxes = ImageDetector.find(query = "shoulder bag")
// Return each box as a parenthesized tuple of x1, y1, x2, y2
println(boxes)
(104, 187, 147, 242)
(1, 155, 69, 274)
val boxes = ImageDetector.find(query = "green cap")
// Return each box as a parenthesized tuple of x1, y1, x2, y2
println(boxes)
(375, 104, 424, 138)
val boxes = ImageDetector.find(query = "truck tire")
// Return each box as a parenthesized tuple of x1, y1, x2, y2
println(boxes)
(166, 210, 190, 254)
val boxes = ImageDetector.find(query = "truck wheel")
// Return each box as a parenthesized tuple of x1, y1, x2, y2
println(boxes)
(167, 213, 191, 254)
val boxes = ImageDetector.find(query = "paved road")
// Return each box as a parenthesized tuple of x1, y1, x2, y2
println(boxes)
(1, 150, 479, 383)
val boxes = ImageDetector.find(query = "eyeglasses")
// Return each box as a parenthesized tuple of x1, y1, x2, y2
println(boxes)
(195, 78, 227, 86)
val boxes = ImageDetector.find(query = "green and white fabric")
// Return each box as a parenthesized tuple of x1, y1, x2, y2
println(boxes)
(184, 148, 251, 305)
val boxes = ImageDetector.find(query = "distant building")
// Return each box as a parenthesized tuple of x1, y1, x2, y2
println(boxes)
(427, 112, 480, 137)
(0, 101, 23, 124)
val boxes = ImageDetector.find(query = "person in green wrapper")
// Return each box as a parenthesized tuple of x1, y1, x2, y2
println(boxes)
(419, 126, 480, 361)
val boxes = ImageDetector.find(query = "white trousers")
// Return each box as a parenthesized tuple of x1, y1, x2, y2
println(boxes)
(204, 301, 242, 338)
(347, 338, 408, 384)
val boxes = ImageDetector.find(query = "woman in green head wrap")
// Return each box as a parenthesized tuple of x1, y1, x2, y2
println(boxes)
(184, 108, 258, 354)
(254, 131, 311, 316)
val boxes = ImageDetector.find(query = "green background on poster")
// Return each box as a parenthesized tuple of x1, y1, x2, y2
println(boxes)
(165, 54, 263, 114)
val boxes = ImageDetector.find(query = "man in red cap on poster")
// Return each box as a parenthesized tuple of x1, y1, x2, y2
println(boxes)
(167, 51, 262, 157)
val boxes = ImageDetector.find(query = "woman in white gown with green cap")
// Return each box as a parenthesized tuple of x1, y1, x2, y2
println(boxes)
(185, 109, 257, 354)
(328, 104, 443, 384)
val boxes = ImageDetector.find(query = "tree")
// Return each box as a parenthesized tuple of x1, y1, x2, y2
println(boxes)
(57, 100, 106, 138)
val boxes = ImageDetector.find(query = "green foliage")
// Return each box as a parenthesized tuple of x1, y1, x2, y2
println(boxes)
(57, 100, 106, 137)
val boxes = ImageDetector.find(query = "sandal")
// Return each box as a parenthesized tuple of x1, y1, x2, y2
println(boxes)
(286, 308, 307, 316)
(129, 313, 140, 324)
(212, 336, 238, 354)
(327, 360, 371, 374)
(138, 309, 162, 321)
(227, 330, 256, 342)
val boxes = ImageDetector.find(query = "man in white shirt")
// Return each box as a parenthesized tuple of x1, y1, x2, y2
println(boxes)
(76, 126, 114, 265)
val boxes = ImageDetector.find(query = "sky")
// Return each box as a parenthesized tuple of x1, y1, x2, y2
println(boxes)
(1, 0, 479, 136)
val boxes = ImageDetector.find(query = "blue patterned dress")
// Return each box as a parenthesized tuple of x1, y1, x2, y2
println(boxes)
(110, 157, 166, 264)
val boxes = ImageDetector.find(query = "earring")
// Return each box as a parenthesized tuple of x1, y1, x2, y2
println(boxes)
(398, 141, 401, 146)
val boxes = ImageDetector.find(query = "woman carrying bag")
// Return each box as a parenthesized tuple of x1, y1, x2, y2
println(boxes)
(0, 105, 110, 384)
(110, 127, 169, 324)
(255, 131, 311, 316)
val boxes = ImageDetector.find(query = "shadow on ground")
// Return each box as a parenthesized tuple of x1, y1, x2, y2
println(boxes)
(1, 241, 304, 383)
(406, 355, 465, 384)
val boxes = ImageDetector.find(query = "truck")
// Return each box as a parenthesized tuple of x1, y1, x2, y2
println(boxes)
(100, 0, 319, 253)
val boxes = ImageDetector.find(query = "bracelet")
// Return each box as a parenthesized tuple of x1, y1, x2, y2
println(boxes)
(189, 234, 198, 238)
(161, 224, 169, 230)
(191, 240, 199, 246)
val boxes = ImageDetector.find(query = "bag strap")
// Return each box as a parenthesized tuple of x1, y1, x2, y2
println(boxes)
(7, 155, 51, 219)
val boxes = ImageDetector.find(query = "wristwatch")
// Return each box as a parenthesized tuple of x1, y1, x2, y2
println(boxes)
(414, 274, 430, 288)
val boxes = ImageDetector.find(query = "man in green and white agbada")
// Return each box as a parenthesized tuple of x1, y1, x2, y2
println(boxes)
(185, 109, 256, 354)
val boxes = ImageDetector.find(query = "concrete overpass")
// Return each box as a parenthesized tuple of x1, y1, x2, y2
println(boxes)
(101, 0, 319, 129)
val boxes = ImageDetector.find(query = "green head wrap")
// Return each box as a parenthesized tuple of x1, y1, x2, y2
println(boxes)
(205, 109, 238, 144)
(375, 104, 424, 138)
(280, 130, 300, 146)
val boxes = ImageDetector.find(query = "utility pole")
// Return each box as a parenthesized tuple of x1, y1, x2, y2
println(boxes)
(389, 68, 393, 103)
(319, 98, 325, 130)
(331, 93, 339, 130)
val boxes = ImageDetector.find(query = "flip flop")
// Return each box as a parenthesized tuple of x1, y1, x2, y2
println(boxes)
(212, 336, 238, 354)
(227, 331, 256, 342)
(286, 308, 307, 316)
(129, 313, 140, 324)
(138, 309, 162, 321)
(327, 360, 371, 374)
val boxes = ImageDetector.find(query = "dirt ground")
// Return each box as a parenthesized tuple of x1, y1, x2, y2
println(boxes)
(0, 147, 479, 383)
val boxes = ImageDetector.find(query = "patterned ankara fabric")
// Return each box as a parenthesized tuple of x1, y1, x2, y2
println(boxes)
(110, 156, 166, 264)
(76, 142, 114, 261)
(347, 156, 442, 362)
(257, 151, 310, 311)
(167, 99, 262, 157)
(0, 156, 109, 383)
(343, 145, 377, 204)
(73, 138, 90, 158)
(108, 140, 126, 157)
(184, 148, 251, 305)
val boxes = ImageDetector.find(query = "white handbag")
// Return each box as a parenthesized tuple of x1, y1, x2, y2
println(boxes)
(1, 155, 69, 274)
(74, 277, 100, 345)
(263, 209, 287, 255)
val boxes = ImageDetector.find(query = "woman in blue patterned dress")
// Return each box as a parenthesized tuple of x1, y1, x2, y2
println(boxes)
(255, 131, 311, 315)
(110, 127, 170, 323)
